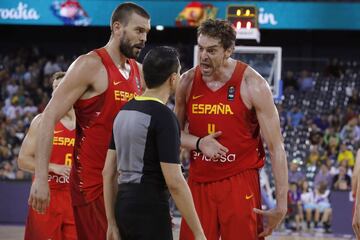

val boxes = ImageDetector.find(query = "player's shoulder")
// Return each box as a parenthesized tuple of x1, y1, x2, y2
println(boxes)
(71, 51, 103, 72)
(243, 65, 269, 91)
(31, 114, 42, 125)
(178, 67, 195, 91)
(28, 114, 42, 131)
(66, 51, 105, 85)
(181, 67, 195, 82)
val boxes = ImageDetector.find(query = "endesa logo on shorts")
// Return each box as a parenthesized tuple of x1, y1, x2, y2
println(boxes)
(48, 174, 69, 184)
(51, 0, 91, 26)
(193, 151, 236, 163)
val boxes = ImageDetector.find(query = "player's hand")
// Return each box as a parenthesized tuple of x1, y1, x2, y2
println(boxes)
(253, 207, 286, 237)
(199, 131, 228, 159)
(107, 223, 121, 240)
(353, 208, 360, 240)
(50, 164, 71, 177)
(28, 178, 50, 214)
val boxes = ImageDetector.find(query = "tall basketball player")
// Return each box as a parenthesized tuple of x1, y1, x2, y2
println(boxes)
(175, 19, 288, 240)
(28, 3, 150, 239)
(18, 72, 77, 240)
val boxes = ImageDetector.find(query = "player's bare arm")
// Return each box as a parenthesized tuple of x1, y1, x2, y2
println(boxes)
(160, 162, 206, 240)
(29, 53, 106, 214)
(352, 149, 360, 239)
(353, 174, 360, 239)
(352, 150, 360, 195)
(243, 67, 288, 237)
(174, 68, 228, 158)
(18, 114, 70, 177)
(103, 149, 121, 240)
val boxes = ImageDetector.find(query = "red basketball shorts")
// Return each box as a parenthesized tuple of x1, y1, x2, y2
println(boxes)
(25, 188, 77, 240)
(180, 169, 264, 240)
(73, 194, 107, 240)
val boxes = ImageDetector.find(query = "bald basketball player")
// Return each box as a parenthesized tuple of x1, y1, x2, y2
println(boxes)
(18, 72, 77, 240)
(28, 3, 150, 239)
(175, 19, 288, 240)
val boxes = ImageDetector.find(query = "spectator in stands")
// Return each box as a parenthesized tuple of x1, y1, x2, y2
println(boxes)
(324, 58, 343, 78)
(277, 104, 288, 130)
(314, 163, 333, 189)
(298, 70, 314, 92)
(337, 142, 355, 167)
(344, 107, 357, 125)
(349, 89, 360, 106)
(260, 168, 275, 210)
(300, 180, 316, 229)
(340, 117, 360, 145)
(43, 55, 61, 76)
(283, 70, 298, 91)
(325, 158, 338, 176)
(0, 161, 16, 180)
(323, 127, 340, 149)
(314, 181, 332, 233)
(332, 165, 351, 190)
(0, 148, 12, 164)
(328, 108, 342, 132)
(313, 114, 329, 132)
(289, 161, 306, 183)
(306, 146, 322, 167)
(288, 182, 302, 231)
(287, 106, 304, 128)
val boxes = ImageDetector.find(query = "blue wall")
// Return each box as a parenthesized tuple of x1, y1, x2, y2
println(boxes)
(0, 181, 30, 224)
(0, 1, 360, 29)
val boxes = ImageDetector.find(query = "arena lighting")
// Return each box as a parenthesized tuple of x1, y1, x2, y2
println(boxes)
(156, 25, 164, 31)
(227, 5, 260, 42)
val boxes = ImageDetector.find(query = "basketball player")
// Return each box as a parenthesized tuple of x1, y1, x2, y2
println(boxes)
(352, 149, 360, 239)
(175, 19, 288, 240)
(28, 3, 150, 239)
(18, 72, 77, 240)
(103, 46, 206, 240)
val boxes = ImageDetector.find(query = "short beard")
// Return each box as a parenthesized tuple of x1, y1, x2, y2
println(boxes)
(120, 37, 139, 59)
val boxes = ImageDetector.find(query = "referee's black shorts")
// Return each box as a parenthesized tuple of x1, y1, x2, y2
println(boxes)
(115, 183, 173, 240)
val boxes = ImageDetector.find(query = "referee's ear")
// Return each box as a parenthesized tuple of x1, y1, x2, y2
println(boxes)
(169, 72, 179, 92)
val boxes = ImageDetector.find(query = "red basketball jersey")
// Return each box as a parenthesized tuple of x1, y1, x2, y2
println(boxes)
(48, 121, 75, 190)
(186, 61, 265, 183)
(71, 48, 142, 205)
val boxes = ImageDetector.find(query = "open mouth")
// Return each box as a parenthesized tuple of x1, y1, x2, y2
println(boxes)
(200, 63, 211, 71)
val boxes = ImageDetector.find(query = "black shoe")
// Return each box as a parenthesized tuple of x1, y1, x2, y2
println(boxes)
(325, 228, 332, 234)
(323, 222, 332, 233)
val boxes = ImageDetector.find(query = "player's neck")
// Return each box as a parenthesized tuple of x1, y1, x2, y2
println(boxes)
(104, 39, 127, 68)
(204, 58, 236, 82)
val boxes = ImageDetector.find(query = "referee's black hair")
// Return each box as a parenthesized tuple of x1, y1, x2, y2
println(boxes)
(142, 46, 179, 89)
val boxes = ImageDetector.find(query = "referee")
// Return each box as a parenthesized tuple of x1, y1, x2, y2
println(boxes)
(103, 46, 206, 240)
